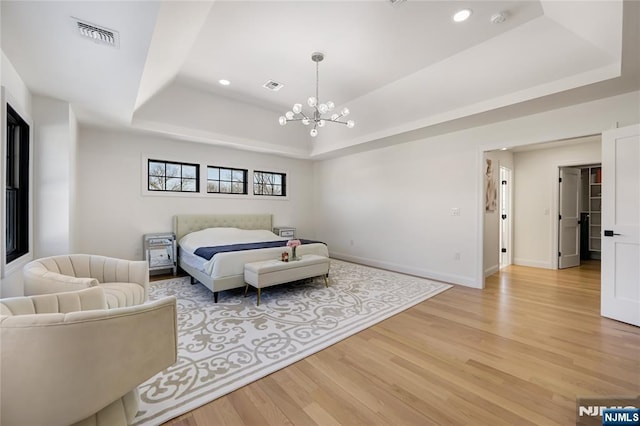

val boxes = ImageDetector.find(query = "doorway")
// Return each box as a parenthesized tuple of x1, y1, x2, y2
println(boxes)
(557, 163, 602, 269)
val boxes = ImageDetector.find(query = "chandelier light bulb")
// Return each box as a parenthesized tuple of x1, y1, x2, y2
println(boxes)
(318, 119, 326, 127)
(326, 101, 335, 111)
(292, 103, 302, 114)
(285, 111, 294, 120)
(302, 118, 310, 125)
(310, 128, 318, 137)
(318, 103, 328, 114)
(341, 107, 350, 117)
(279, 116, 287, 126)
(346, 120, 355, 128)
(308, 96, 317, 107)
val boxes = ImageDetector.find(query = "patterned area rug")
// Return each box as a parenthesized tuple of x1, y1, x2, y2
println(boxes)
(133, 259, 452, 425)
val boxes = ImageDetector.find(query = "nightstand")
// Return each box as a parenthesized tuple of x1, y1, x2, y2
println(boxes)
(273, 226, 296, 238)
(143, 233, 177, 275)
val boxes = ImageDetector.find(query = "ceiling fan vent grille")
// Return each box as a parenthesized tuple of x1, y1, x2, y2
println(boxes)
(263, 80, 284, 91)
(73, 18, 120, 48)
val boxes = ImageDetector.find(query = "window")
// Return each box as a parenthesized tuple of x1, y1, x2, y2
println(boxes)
(253, 170, 286, 196)
(6, 104, 30, 263)
(207, 166, 248, 194)
(148, 159, 199, 192)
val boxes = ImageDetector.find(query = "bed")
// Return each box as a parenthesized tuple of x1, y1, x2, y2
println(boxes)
(174, 214, 329, 302)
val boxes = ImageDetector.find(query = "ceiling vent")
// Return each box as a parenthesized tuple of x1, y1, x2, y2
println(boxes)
(263, 80, 284, 91)
(72, 17, 120, 48)
(389, 0, 407, 5)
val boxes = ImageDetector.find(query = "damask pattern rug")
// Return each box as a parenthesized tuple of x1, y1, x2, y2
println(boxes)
(133, 259, 452, 425)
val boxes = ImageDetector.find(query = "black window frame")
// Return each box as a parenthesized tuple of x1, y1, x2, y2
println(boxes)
(6, 104, 30, 264)
(207, 166, 248, 195)
(148, 159, 200, 193)
(253, 170, 287, 197)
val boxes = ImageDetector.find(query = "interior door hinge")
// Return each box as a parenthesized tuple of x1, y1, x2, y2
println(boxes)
(559, 177, 562, 183)
(559, 214, 562, 220)
(558, 252, 562, 257)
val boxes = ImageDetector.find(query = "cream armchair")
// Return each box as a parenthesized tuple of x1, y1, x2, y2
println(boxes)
(23, 254, 149, 308)
(0, 287, 177, 426)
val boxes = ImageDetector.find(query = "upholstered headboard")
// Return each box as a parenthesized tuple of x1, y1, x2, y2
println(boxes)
(173, 214, 273, 243)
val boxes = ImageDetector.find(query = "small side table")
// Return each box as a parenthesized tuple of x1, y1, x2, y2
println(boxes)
(143, 232, 177, 275)
(273, 226, 296, 238)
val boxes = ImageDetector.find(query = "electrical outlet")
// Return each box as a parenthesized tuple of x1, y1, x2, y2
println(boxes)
(451, 208, 460, 216)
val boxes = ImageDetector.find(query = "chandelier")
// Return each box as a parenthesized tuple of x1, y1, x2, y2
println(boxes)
(279, 52, 354, 137)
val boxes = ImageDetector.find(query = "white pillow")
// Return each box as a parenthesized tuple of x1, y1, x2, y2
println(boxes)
(179, 227, 284, 254)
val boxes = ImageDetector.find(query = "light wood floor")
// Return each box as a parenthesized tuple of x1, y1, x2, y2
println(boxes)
(164, 261, 639, 426)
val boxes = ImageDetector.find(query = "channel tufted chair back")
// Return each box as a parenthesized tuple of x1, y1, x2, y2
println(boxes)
(23, 254, 149, 308)
(0, 287, 177, 426)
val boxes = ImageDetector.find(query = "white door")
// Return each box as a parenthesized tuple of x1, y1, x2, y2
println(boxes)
(558, 167, 581, 269)
(601, 124, 640, 327)
(499, 167, 512, 268)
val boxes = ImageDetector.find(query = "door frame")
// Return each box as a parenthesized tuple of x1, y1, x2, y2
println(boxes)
(499, 166, 513, 268)
(551, 160, 601, 269)
(557, 166, 582, 269)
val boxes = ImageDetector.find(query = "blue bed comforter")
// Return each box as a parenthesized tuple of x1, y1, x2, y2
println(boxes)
(194, 239, 325, 261)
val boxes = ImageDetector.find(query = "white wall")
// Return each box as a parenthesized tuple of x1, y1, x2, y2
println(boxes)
(1, 51, 33, 297)
(76, 127, 316, 260)
(513, 138, 601, 269)
(314, 134, 480, 287)
(32, 95, 78, 257)
(314, 91, 639, 288)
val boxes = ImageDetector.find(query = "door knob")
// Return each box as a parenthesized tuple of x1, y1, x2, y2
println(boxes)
(604, 230, 621, 237)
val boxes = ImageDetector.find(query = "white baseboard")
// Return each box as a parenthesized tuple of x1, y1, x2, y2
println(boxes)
(484, 264, 499, 277)
(513, 258, 554, 269)
(330, 251, 481, 288)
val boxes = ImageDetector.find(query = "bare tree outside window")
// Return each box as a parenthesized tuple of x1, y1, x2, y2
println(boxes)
(148, 160, 199, 192)
(253, 171, 286, 196)
(207, 166, 247, 194)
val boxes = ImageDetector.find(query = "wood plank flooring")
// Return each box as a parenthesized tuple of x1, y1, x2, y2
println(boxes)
(163, 261, 639, 425)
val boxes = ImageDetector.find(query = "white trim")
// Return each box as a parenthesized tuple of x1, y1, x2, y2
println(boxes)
(550, 156, 601, 270)
(2, 86, 35, 280)
(499, 165, 513, 268)
(331, 251, 480, 288)
(1, 87, 5, 279)
(475, 147, 486, 288)
(484, 264, 499, 277)
(513, 258, 554, 269)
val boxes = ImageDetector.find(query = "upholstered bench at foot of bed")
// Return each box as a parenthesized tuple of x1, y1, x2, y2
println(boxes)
(243, 254, 330, 305)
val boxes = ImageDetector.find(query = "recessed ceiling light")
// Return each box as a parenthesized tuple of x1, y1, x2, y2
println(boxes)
(501, 147, 508, 151)
(453, 9, 472, 22)
(219, 79, 231, 86)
